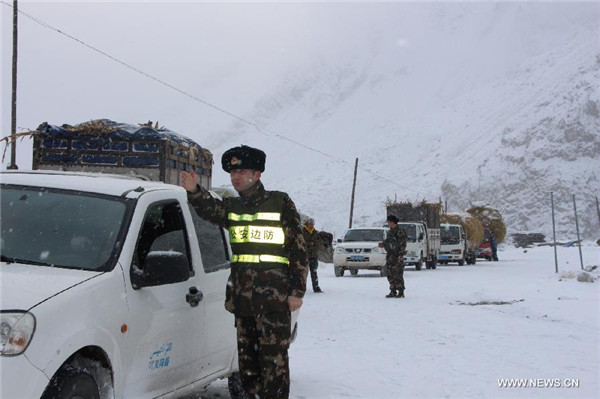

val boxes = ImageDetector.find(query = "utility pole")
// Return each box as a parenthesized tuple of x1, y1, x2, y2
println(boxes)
(596, 196, 600, 228)
(349, 158, 358, 229)
(572, 194, 584, 270)
(551, 192, 558, 273)
(9, 0, 19, 169)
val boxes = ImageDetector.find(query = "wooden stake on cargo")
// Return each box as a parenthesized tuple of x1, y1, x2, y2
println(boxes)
(349, 158, 358, 229)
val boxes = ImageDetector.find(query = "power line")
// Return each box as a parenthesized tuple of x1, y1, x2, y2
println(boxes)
(1, 1, 423, 197)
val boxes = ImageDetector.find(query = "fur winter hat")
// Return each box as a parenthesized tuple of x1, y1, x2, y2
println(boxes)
(221, 145, 266, 172)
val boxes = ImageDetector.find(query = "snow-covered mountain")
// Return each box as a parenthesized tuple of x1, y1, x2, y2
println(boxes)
(203, 2, 600, 241)
(3, 2, 598, 241)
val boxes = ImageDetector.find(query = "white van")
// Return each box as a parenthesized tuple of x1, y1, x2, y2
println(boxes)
(0, 171, 297, 399)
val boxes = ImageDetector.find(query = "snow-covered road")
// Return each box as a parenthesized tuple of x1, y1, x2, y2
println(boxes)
(191, 244, 600, 399)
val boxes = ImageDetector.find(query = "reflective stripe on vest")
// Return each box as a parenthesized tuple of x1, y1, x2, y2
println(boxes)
(229, 225, 285, 244)
(231, 254, 290, 265)
(228, 212, 281, 222)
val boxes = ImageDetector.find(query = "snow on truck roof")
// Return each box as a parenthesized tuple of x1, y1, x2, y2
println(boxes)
(1, 170, 184, 197)
(36, 119, 203, 148)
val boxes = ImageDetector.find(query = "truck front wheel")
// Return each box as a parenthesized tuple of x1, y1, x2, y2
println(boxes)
(334, 266, 345, 277)
(416, 258, 423, 271)
(41, 366, 100, 399)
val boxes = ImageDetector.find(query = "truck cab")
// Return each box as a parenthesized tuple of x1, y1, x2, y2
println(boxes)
(439, 223, 467, 265)
(397, 222, 438, 270)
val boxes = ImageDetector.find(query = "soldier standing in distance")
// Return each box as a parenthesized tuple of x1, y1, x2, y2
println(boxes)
(181, 145, 308, 399)
(384, 215, 407, 298)
(301, 218, 324, 293)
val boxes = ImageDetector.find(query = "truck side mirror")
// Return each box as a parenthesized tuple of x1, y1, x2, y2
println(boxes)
(337, 238, 343, 243)
(462, 233, 466, 239)
(418, 233, 424, 241)
(132, 251, 190, 289)
(378, 242, 384, 248)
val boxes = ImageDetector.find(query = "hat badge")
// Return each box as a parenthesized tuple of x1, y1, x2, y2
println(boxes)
(230, 156, 241, 166)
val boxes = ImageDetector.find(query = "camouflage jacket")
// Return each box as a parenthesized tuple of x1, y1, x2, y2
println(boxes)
(188, 180, 308, 316)
(302, 226, 322, 259)
(384, 226, 407, 258)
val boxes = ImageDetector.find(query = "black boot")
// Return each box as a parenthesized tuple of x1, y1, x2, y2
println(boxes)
(314, 287, 323, 293)
(386, 290, 397, 298)
(397, 290, 405, 298)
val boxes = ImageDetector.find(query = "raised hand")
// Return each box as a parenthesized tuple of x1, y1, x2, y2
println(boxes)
(180, 170, 199, 193)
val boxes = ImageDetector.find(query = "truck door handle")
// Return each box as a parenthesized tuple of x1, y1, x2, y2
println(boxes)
(186, 287, 203, 307)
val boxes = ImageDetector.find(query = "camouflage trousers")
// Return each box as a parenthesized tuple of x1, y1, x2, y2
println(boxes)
(235, 311, 291, 399)
(308, 257, 320, 290)
(386, 256, 405, 292)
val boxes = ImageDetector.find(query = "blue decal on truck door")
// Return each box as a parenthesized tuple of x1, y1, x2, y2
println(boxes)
(148, 343, 172, 370)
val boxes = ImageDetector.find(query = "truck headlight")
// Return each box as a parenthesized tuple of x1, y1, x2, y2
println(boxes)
(335, 247, 344, 254)
(0, 311, 36, 356)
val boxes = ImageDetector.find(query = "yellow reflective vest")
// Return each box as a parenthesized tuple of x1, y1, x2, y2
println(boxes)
(227, 192, 288, 267)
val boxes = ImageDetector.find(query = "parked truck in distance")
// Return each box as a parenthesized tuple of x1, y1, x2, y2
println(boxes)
(386, 201, 441, 270)
(439, 223, 478, 265)
(477, 228, 494, 261)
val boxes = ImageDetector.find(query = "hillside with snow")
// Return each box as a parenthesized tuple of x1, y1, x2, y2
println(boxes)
(2, 2, 599, 241)
(202, 3, 600, 241)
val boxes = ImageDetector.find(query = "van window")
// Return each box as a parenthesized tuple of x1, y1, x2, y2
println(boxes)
(134, 201, 191, 273)
(188, 204, 230, 273)
(0, 184, 131, 272)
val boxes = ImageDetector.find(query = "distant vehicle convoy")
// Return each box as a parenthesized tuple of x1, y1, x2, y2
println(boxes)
(333, 202, 509, 275)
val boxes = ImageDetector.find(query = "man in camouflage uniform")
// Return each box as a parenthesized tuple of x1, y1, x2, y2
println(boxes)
(384, 215, 407, 298)
(181, 145, 308, 399)
(301, 218, 324, 293)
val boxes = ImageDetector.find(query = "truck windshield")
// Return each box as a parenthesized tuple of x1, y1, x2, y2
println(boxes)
(396, 224, 417, 242)
(344, 229, 384, 242)
(441, 226, 460, 245)
(1, 185, 132, 272)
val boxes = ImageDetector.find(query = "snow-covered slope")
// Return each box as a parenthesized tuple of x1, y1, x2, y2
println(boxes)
(203, 3, 600, 240)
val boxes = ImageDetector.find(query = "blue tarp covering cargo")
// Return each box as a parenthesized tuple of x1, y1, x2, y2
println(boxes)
(32, 119, 212, 188)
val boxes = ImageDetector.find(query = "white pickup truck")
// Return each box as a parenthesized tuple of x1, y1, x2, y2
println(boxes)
(0, 170, 297, 399)
(333, 227, 389, 277)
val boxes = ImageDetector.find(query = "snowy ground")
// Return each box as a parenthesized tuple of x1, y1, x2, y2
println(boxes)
(188, 244, 600, 399)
